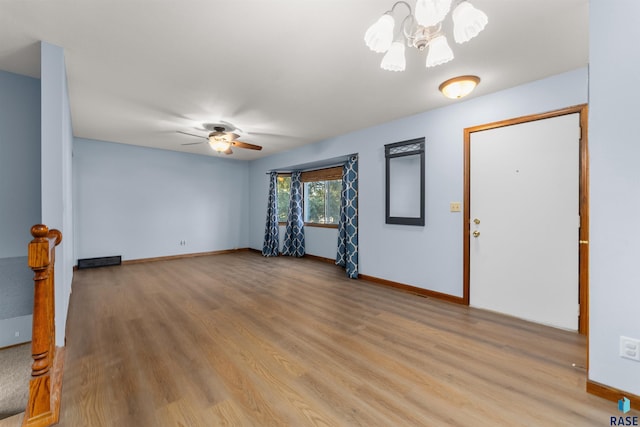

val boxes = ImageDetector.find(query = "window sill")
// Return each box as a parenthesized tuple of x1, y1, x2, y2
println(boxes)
(278, 222, 338, 229)
(304, 223, 338, 229)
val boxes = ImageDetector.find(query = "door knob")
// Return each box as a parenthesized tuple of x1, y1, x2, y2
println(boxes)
(473, 230, 480, 238)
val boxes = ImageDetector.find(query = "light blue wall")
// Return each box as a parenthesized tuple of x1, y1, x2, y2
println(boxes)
(588, 0, 640, 396)
(0, 69, 40, 346)
(0, 257, 34, 347)
(0, 257, 34, 319)
(274, 226, 338, 260)
(249, 68, 588, 297)
(0, 70, 41, 257)
(74, 138, 249, 261)
(41, 42, 74, 347)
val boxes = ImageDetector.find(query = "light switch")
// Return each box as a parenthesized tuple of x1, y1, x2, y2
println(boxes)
(450, 202, 461, 212)
(620, 336, 640, 361)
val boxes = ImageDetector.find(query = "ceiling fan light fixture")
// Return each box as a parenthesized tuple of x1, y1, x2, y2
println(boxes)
(439, 75, 480, 99)
(452, 1, 488, 44)
(178, 121, 262, 154)
(208, 136, 231, 152)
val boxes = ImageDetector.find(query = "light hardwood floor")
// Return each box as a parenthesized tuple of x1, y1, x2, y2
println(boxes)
(41, 252, 635, 426)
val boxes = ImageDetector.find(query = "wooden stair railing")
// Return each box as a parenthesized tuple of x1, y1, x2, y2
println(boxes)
(24, 224, 65, 427)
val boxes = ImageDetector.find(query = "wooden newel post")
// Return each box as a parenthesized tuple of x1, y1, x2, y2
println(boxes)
(25, 224, 62, 427)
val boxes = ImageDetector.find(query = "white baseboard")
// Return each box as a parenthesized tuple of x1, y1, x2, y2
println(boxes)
(0, 314, 32, 348)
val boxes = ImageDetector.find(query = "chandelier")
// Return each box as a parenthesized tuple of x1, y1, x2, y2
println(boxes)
(364, 0, 488, 71)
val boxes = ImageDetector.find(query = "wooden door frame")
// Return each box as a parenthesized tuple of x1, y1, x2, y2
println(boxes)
(462, 104, 589, 335)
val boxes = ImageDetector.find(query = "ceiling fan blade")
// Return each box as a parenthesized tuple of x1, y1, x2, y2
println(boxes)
(177, 130, 207, 139)
(181, 141, 204, 146)
(232, 140, 262, 151)
(224, 148, 233, 155)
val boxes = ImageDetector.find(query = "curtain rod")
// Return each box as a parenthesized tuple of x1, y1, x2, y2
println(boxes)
(265, 162, 347, 175)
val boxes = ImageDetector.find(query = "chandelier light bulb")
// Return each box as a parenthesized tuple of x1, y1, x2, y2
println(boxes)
(452, 1, 488, 44)
(364, 14, 395, 53)
(380, 41, 406, 71)
(425, 35, 454, 68)
(415, 0, 452, 28)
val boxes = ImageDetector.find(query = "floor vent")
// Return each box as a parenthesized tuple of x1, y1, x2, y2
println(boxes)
(77, 256, 122, 269)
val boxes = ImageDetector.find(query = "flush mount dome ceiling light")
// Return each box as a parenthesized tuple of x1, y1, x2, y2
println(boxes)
(364, 0, 488, 71)
(439, 75, 480, 99)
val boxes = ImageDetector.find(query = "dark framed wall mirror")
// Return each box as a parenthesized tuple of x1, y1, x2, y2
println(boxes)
(385, 138, 425, 226)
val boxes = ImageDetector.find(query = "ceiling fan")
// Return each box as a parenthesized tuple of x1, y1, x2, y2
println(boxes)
(177, 122, 262, 155)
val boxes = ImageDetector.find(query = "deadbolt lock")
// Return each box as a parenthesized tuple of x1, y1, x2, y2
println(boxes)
(473, 218, 481, 225)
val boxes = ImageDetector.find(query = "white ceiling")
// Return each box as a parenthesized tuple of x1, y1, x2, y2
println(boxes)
(0, 0, 588, 161)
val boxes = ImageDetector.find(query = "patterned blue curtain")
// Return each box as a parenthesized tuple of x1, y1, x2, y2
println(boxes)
(282, 171, 305, 257)
(262, 172, 280, 256)
(336, 156, 358, 278)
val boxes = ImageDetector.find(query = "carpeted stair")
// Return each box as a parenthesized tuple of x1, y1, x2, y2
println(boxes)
(0, 343, 30, 420)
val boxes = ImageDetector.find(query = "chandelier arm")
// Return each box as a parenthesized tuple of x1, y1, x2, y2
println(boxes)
(402, 14, 417, 44)
(389, 0, 413, 15)
(432, 22, 443, 38)
(383, 1, 415, 43)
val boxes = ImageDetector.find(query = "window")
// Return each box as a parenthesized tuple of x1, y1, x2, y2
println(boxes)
(276, 166, 343, 227)
(303, 180, 341, 225)
(301, 166, 342, 227)
(276, 175, 291, 223)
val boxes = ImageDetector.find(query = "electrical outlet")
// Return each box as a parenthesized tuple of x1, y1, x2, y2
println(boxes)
(450, 202, 461, 212)
(14, 331, 19, 337)
(620, 336, 640, 361)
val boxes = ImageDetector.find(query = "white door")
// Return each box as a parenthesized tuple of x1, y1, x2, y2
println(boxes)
(469, 113, 580, 330)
